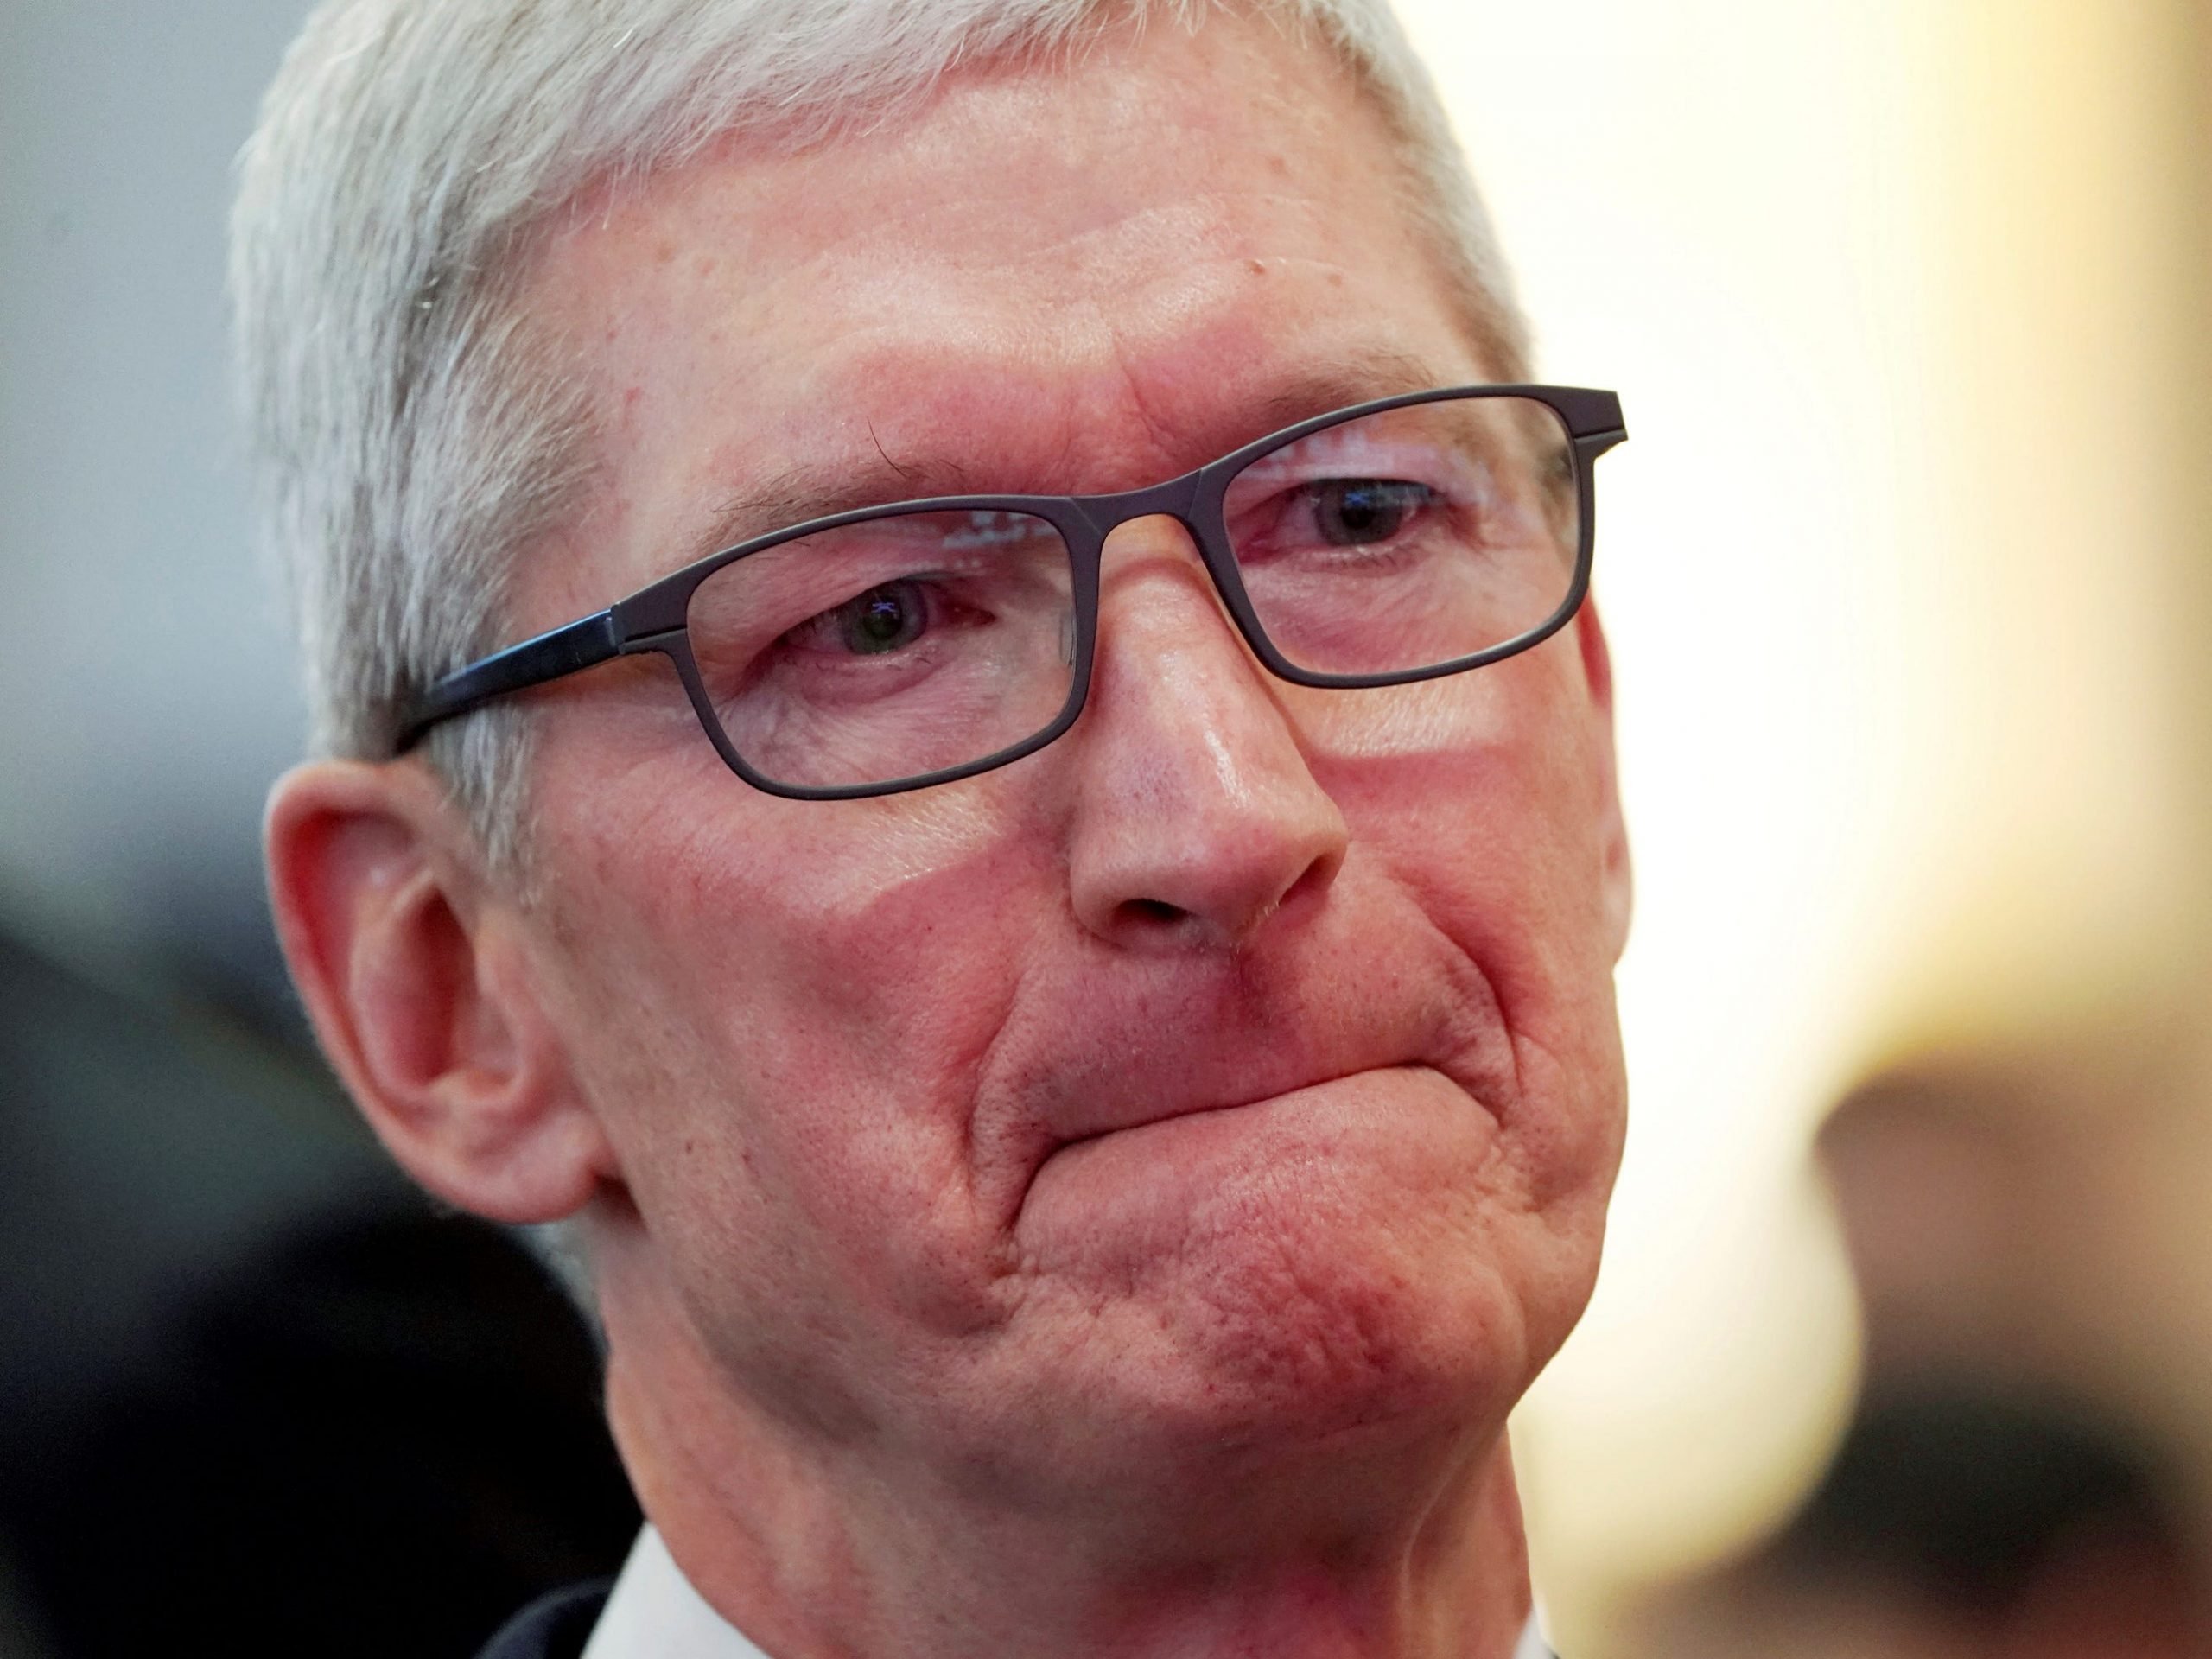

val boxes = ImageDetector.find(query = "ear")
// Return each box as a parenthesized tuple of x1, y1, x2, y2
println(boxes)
(1573, 601, 1634, 963)
(265, 759, 615, 1223)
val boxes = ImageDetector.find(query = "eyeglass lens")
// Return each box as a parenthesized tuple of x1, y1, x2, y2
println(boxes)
(681, 394, 1581, 792)
(1222, 394, 1579, 677)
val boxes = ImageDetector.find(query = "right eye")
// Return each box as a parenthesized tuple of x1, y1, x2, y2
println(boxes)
(782, 579, 935, 657)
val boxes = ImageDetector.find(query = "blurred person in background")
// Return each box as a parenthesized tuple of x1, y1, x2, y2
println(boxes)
(1633, 993, 2212, 1658)
(236, 0, 1637, 1655)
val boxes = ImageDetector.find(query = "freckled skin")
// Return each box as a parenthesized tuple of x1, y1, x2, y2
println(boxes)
(498, 14, 1628, 1658)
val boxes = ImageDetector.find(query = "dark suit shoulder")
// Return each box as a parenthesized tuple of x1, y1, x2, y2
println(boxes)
(475, 1580, 612, 1659)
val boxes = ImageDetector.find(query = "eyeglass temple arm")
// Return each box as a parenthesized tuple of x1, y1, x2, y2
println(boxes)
(392, 610, 621, 754)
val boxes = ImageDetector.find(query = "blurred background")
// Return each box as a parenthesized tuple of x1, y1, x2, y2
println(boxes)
(3, 2, 2209, 1656)
(1404, 2, 2212, 1653)
(3, 13, 640, 1654)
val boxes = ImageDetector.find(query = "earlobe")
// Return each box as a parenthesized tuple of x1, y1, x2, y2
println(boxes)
(264, 760, 614, 1223)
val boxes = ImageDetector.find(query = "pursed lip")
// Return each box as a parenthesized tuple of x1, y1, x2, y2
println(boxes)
(969, 947, 1519, 1231)
(1038, 1063, 1403, 1160)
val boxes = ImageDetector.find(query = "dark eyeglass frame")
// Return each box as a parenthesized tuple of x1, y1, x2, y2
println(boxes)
(396, 383, 1627, 799)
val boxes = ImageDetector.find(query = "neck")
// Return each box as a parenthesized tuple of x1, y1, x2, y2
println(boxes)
(600, 1269, 1535, 1659)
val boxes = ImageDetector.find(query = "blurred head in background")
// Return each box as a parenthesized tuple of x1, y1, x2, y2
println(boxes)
(1634, 996, 2212, 1659)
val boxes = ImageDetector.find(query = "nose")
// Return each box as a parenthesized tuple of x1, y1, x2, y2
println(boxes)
(1064, 519, 1350, 952)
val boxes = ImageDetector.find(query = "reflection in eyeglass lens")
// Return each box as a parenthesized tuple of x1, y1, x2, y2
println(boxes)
(1223, 397, 1578, 677)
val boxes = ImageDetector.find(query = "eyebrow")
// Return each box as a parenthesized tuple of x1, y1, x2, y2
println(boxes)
(681, 346, 1464, 564)
(685, 454, 981, 565)
(1242, 348, 1455, 433)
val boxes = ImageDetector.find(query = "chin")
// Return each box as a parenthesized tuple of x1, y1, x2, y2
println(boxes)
(1205, 1230, 1524, 1427)
(1007, 1273, 1526, 1554)
(978, 1077, 1608, 1521)
(1051, 1181, 1556, 1510)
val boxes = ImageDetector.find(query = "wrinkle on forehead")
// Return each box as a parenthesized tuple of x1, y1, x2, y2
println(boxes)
(511, 15, 1485, 634)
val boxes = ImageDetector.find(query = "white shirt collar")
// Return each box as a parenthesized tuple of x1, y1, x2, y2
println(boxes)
(583, 1527, 1555, 1658)
(581, 1527, 769, 1659)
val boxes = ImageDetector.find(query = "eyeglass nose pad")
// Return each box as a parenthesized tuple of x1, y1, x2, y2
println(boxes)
(1060, 610, 1077, 670)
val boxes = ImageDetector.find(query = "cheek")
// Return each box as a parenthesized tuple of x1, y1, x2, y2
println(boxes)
(532, 757, 1065, 1332)
(1313, 645, 1627, 1203)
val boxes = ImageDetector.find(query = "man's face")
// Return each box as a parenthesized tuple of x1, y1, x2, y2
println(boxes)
(510, 15, 1629, 1515)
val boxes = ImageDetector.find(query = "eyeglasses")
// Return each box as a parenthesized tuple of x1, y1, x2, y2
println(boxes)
(397, 384, 1626, 799)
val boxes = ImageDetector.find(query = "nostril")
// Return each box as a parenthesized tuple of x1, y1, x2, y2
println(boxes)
(1119, 898, 1188, 929)
(1281, 846, 1343, 912)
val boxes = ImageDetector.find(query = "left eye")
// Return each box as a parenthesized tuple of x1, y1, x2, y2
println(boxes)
(1305, 479, 1437, 546)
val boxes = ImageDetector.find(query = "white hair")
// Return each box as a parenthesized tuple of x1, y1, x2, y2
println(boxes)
(232, 0, 1528, 867)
